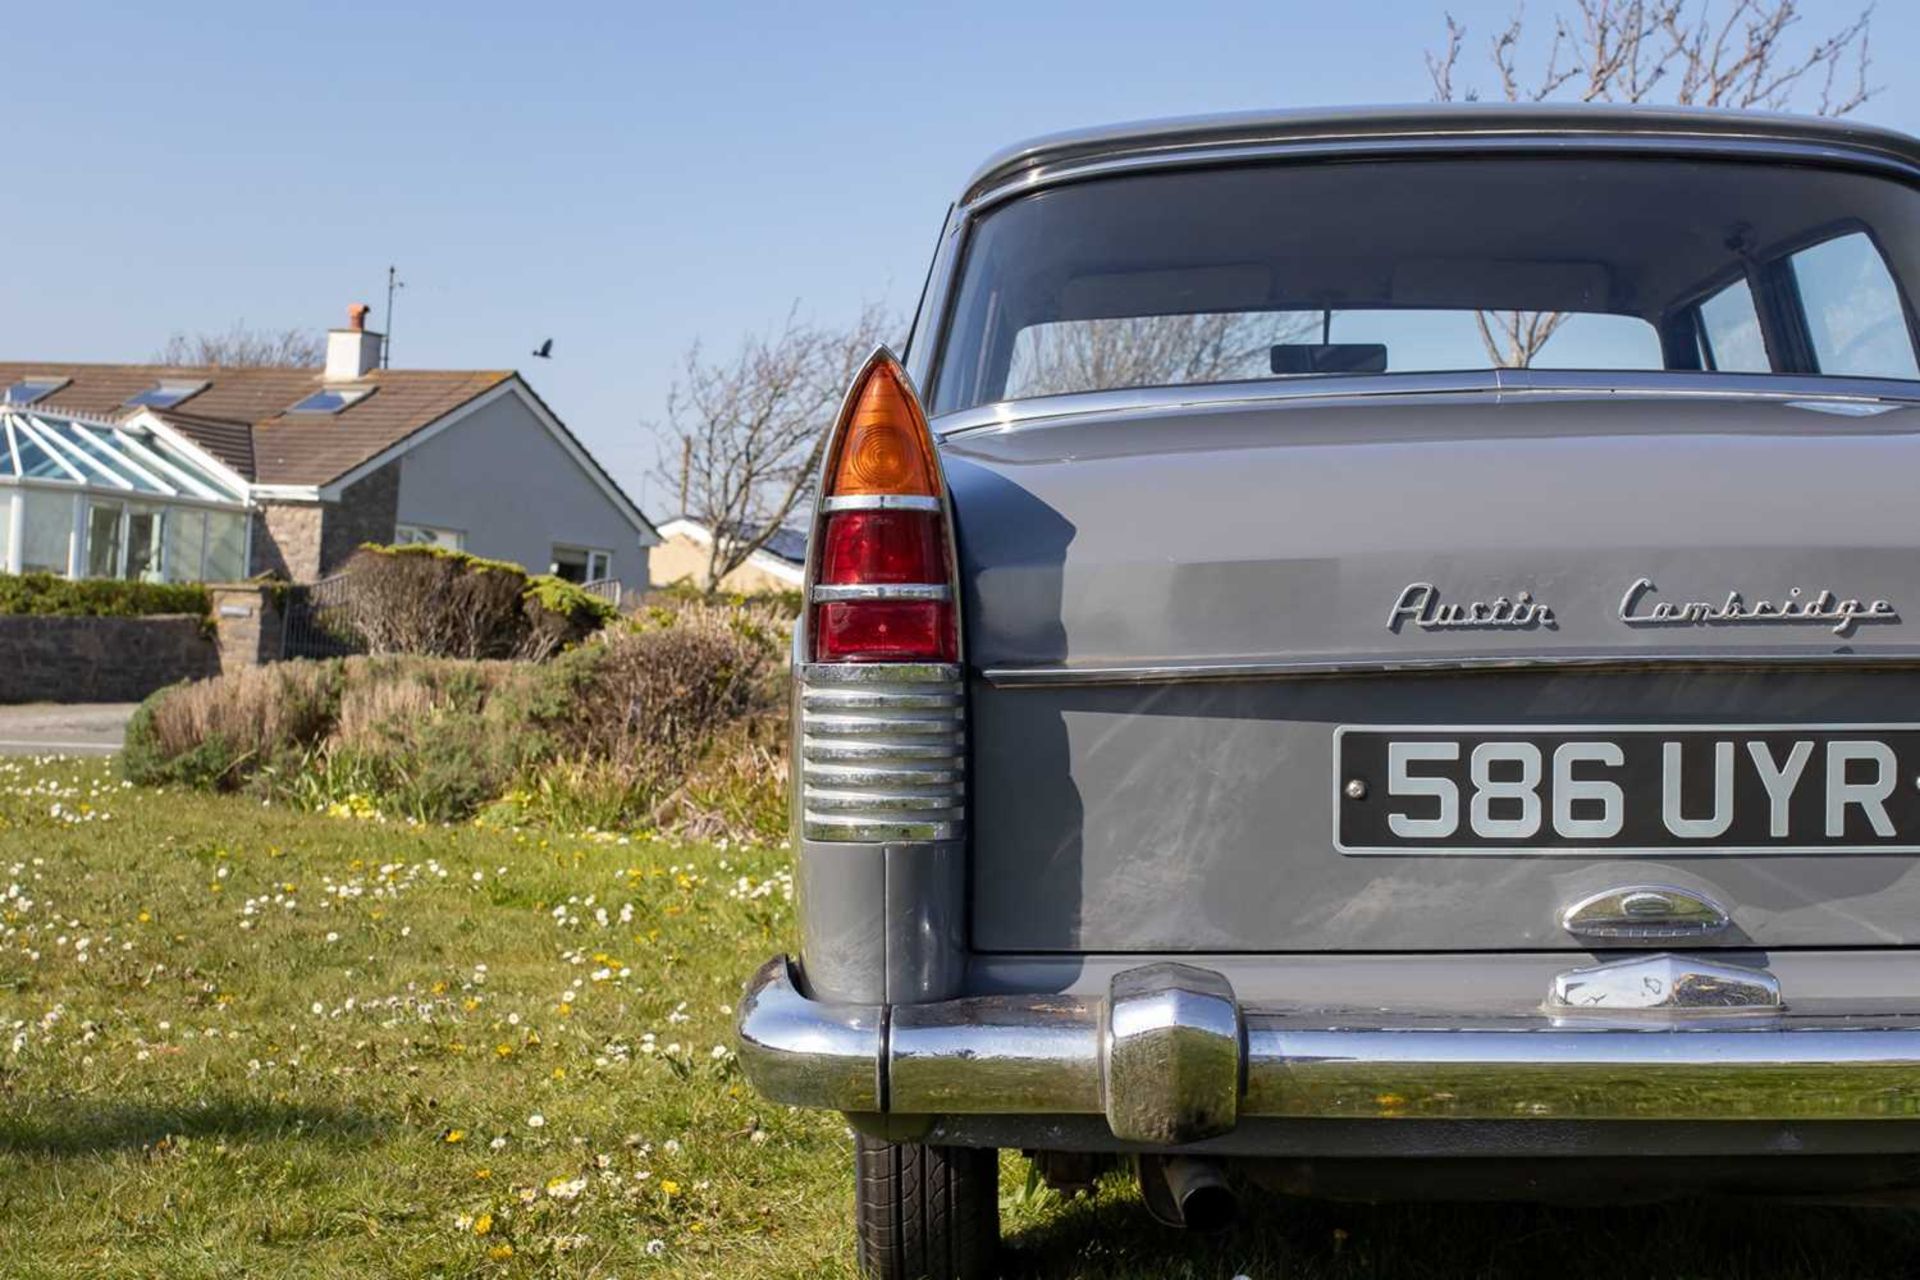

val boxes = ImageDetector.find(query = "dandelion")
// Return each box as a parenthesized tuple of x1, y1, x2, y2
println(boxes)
(487, 1244, 514, 1260)
(659, 1180, 680, 1198)
(472, 1212, 493, 1236)
(445, 1129, 467, 1144)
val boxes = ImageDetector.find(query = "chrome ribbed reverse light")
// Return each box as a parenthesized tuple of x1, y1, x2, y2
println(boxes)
(798, 662, 965, 842)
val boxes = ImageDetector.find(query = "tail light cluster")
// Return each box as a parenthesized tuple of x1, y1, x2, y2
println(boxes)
(797, 350, 966, 846)
(809, 355, 957, 663)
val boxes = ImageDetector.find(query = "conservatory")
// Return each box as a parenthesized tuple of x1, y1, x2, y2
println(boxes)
(0, 407, 251, 582)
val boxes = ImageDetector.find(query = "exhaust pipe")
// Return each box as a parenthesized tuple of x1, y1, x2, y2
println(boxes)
(1138, 1155, 1238, 1232)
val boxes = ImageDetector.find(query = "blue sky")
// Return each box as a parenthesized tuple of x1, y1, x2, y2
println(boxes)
(6, 1, 1916, 513)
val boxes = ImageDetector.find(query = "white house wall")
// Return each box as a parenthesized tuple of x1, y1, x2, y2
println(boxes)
(393, 393, 648, 585)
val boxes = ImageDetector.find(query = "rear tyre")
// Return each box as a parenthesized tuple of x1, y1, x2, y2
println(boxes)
(854, 1134, 999, 1280)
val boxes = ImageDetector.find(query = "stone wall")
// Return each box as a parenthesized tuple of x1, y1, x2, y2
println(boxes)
(209, 584, 285, 670)
(0, 615, 219, 704)
(319, 463, 400, 575)
(249, 464, 401, 584)
(251, 501, 325, 581)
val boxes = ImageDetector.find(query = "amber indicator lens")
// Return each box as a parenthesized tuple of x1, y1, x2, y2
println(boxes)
(826, 364, 940, 498)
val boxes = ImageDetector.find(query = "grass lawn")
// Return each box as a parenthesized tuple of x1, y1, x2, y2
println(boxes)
(1, 758, 1918, 1278)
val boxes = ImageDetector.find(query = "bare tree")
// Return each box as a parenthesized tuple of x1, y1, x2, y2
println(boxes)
(1004, 312, 1319, 400)
(1428, 0, 1877, 367)
(653, 303, 894, 595)
(155, 323, 325, 368)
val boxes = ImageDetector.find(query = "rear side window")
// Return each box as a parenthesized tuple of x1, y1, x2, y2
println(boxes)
(933, 158, 1920, 413)
(1790, 232, 1919, 379)
(1695, 279, 1769, 372)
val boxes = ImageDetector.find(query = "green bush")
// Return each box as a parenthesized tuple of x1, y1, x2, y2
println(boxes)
(339, 544, 616, 660)
(0, 572, 210, 618)
(123, 600, 792, 841)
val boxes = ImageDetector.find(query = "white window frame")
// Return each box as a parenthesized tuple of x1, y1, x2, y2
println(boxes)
(394, 522, 466, 551)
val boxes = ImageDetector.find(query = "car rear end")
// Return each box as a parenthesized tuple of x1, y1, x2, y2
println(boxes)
(738, 106, 1920, 1278)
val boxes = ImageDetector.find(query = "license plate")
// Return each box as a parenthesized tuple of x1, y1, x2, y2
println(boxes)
(1334, 724, 1920, 855)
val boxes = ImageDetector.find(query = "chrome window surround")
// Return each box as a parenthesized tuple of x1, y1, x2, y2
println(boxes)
(908, 128, 1920, 421)
(798, 662, 965, 842)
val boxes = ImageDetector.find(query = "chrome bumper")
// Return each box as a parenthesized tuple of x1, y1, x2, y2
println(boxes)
(736, 956, 1920, 1143)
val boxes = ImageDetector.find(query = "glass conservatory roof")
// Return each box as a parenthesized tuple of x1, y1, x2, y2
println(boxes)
(0, 409, 248, 505)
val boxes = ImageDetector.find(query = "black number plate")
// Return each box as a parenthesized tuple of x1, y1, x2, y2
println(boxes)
(1335, 724, 1920, 854)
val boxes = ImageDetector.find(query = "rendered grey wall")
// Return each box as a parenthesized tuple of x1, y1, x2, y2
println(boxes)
(393, 392, 650, 585)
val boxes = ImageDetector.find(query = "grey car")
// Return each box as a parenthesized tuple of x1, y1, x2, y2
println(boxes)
(737, 105, 1920, 1278)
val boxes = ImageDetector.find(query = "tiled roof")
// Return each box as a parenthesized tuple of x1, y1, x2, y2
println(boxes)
(0, 362, 512, 487)
(149, 408, 256, 480)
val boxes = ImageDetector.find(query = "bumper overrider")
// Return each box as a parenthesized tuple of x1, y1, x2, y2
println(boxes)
(736, 955, 1920, 1143)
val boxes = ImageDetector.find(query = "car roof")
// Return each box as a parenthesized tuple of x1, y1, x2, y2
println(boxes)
(961, 103, 1920, 205)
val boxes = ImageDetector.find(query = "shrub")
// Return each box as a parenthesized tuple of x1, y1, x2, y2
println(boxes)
(338, 545, 614, 660)
(124, 600, 792, 841)
(124, 663, 342, 789)
(0, 572, 210, 618)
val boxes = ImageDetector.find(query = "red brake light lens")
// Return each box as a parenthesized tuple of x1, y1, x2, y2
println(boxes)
(815, 600, 957, 663)
(819, 510, 947, 585)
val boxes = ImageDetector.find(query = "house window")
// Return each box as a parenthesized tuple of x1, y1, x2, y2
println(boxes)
(289, 386, 374, 414)
(4, 377, 68, 406)
(123, 380, 209, 410)
(20, 490, 74, 574)
(85, 502, 124, 578)
(550, 545, 612, 584)
(204, 510, 247, 581)
(395, 523, 465, 551)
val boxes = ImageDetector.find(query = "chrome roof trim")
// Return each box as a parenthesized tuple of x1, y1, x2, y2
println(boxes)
(980, 649, 1920, 689)
(960, 105, 1920, 207)
(931, 370, 1920, 439)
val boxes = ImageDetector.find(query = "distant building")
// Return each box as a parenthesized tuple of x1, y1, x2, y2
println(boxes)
(652, 517, 804, 594)
(0, 307, 656, 586)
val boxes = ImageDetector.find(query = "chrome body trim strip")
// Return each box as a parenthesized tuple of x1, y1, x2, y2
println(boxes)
(930, 370, 1920, 439)
(738, 956, 1920, 1129)
(797, 662, 966, 842)
(981, 649, 1920, 688)
(821, 493, 944, 513)
(810, 583, 952, 604)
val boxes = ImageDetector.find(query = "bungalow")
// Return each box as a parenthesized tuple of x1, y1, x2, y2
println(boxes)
(650, 516, 804, 594)
(0, 307, 656, 588)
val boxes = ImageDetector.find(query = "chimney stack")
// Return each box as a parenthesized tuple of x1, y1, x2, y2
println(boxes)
(325, 302, 383, 380)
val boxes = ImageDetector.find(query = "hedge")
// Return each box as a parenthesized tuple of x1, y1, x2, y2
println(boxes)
(0, 572, 211, 618)
(341, 544, 617, 661)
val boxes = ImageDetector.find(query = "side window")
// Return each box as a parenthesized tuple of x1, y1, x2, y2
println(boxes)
(1695, 278, 1770, 372)
(1789, 232, 1920, 378)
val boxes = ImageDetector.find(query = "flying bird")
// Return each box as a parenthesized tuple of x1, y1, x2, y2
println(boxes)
(532, 338, 553, 359)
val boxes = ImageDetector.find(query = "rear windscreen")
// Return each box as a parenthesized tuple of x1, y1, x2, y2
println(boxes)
(930, 157, 1920, 413)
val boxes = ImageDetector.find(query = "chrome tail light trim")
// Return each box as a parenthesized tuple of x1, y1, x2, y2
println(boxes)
(798, 662, 966, 842)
